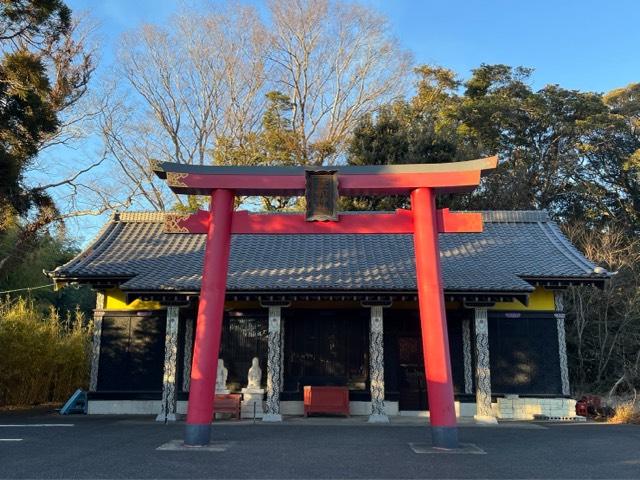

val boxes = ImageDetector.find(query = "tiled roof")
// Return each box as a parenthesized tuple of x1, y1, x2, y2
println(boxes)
(50, 211, 607, 293)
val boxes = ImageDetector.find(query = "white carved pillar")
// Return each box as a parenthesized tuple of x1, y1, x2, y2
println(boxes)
(474, 308, 497, 423)
(554, 291, 571, 396)
(263, 306, 282, 421)
(462, 317, 473, 395)
(156, 306, 180, 422)
(182, 318, 194, 392)
(368, 305, 388, 422)
(89, 292, 105, 392)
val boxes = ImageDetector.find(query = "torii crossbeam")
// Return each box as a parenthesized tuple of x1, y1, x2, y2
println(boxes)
(155, 156, 498, 449)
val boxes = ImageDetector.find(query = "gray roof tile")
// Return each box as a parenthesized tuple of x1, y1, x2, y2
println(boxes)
(51, 211, 607, 292)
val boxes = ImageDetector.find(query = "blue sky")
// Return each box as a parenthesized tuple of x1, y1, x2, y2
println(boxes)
(58, 0, 639, 244)
(69, 0, 640, 92)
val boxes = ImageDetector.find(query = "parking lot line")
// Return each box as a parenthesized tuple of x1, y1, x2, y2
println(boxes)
(0, 439, 23, 441)
(0, 424, 74, 427)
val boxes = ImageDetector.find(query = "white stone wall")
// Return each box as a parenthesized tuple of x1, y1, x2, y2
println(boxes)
(496, 396, 577, 420)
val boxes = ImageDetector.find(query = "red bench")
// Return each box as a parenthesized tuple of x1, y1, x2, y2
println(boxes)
(214, 394, 241, 420)
(304, 386, 349, 417)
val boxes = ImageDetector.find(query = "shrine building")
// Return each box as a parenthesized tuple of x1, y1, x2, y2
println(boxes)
(48, 158, 608, 448)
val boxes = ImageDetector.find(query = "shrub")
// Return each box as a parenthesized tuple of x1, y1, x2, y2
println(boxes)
(608, 401, 640, 424)
(0, 297, 90, 407)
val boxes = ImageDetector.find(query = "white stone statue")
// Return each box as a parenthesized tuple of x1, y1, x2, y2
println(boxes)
(215, 358, 229, 394)
(247, 357, 262, 389)
(241, 357, 264, 418)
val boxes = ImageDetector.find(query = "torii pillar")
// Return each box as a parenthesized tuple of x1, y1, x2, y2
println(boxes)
(154, 156, 497, 449)
(184, 189, 234, 446)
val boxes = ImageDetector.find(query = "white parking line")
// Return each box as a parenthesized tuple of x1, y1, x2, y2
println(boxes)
(0, 439, 23, 441)
(0, 424, 74, 427)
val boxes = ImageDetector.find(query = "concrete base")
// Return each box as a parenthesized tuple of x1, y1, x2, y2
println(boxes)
(155, 413, 178, 422)
(279, 400, 399, 417)
(410, 442, 485, 454)
(241, 390, 265, 419)
(262, 413, 283, 422)
(157, 440, 233, 451)
(367, 414, 389, 423)
(474, 414, 498, 424)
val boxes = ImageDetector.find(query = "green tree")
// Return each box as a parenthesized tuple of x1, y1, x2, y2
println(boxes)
(0, 0, 93, 271)
(214, 91, 306, 211)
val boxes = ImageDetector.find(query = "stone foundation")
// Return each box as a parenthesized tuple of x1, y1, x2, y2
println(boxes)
(87, 397, 577, 420)
(496, 396, 577, 420)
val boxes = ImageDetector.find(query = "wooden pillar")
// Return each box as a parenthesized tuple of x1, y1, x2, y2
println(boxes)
(554, 291, 571, 396)
(184, 189, 234, 446)
(89, 292, 105, 392)
(411, 187, 458, 449)
(368, 305, 388, 422)
(157, 306, 180, 422)
(473, 307, 497, 423)
(263, 306, 283, 422)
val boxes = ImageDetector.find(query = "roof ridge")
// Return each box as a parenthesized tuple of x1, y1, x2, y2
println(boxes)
(115, 211, 167, 222)
(479, 210, 549, 223)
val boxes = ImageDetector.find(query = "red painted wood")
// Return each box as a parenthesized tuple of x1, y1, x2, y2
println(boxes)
(186, 189, 234, 427)
(436, 208, 483, 233)
(303, 386, 350, 417)
(168, 167, 491, 196)
(214, 394, 242, 420)
(411, 187, 457, 430)
(164, 209, 483, 235)
(231, 210, 414, 234)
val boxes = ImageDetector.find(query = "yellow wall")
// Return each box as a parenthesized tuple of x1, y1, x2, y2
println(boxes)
(103, 287, 555, 312)
(104, 288, 163, 311)
(490, 287, 555, 312)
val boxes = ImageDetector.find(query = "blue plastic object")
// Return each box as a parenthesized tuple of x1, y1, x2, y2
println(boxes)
(60, 389, 87, 415)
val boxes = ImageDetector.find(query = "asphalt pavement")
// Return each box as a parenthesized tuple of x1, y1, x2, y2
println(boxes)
(0, 408, 639, 479)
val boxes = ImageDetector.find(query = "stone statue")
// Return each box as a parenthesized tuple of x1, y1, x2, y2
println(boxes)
(241, 357, 264, 418)
(215, 358, 229, 394)
(247, 357, 262, 389)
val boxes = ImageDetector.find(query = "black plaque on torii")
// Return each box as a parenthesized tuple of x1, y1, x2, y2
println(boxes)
(305, 169, 338, 221)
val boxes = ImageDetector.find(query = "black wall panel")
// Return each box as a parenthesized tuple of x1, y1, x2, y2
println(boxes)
(97, 312, 166, 391)
(488, 313, 562, 395)
(283, 309, 369, 395)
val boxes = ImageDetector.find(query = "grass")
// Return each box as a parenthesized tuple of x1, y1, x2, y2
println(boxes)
(608, 401, 640, 424)
(0, 297, 90, 407)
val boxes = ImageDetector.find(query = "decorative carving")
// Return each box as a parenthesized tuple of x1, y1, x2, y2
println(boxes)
(157, 306, 179, 422)
(264, 306, 282, 420)
(474, 308, 493, 418)
(368, 306, 387, 421)
(182, 318, 194, 392)
(89, 292, 104, 392)
(167, 172, 189, 188)
(216, 359, 229, 394)
(164, 213, 190, 233)
(554, 291, 570, 396)
(305, 169, 338, 221)
(462, 317, 473, 395)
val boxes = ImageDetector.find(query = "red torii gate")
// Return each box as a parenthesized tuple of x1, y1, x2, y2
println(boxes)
(155, 156, 497, 449)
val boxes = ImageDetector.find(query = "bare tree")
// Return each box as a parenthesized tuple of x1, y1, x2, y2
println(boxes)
(267, 0, 412, 164)
(564, 224, 640, 394)
(100, 0, 412, 211)
(100, 3, 269, 211)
